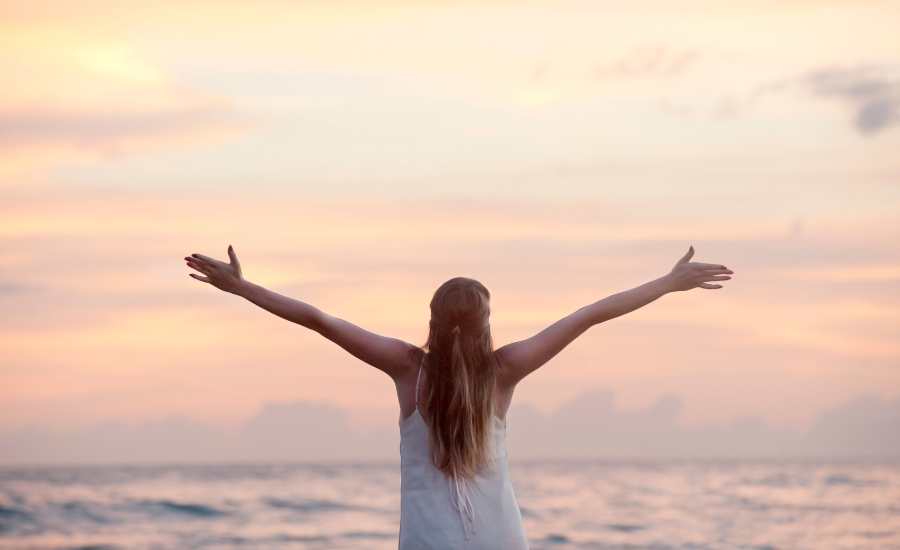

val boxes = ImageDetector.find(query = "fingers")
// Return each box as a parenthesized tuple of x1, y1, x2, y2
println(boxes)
(227, 244, 241, 271)
(185, 258, 213, 275)
(698, 282, 722, 289)
(681, 250, 732, 289)
(677, 245, 694, 265)
(189, 273, 211, 283)
(191, 253, 220, 265)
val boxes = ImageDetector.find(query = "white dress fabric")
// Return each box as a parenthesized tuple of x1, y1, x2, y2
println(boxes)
(398, 354, 530, 549)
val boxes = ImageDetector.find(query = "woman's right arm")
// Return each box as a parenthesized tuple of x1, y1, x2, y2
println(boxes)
(495, 245, 734, 388)
(185, 246, 419, 380)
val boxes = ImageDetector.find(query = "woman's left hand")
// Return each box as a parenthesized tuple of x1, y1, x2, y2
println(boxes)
(184, 245, 245, 294)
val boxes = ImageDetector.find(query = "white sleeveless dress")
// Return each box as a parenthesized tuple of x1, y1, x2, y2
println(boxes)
(398, 354, 530, 549)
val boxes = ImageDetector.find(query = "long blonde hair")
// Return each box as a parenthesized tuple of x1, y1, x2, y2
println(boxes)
(419, 277, 497, 481)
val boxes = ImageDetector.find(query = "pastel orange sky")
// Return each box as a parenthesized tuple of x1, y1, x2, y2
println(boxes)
(2, 0, 899, 440)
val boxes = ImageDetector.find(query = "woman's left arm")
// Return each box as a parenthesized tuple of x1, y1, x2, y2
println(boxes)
(185, 246, 417, 380)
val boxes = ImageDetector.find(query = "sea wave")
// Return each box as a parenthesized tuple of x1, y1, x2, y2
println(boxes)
(134, 499, 228, 518)
(0, 461, 897, 549)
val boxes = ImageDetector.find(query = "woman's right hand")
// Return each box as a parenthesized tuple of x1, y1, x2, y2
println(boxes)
(665, 245, 734, 292)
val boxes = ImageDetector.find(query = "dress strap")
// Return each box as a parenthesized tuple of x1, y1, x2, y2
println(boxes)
(414, 353, 424, 412)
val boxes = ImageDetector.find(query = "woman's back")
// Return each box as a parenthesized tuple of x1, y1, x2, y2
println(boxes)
(398, 353, 530, 549)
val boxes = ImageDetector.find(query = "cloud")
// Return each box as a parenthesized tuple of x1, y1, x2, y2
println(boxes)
(805, 65, 900, 135)
(240, 401, 395, 460)
(0, 281, 41, 295)
(661, 63, 900, 135)
(0, 101, 247, 182)
(0, 105, 243, 151)
(0, 400, 398, 464)
(805, 393, 900, 456)
(594, 46, 700, 80)
(0, 29, 249, 180)
(508, 390, 900, 459)
(2, 390, 898, 464)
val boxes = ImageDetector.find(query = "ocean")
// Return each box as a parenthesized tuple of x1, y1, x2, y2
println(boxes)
(1, 460, 897, 549)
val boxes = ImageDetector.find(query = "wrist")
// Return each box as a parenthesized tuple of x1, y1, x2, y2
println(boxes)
(656, 274, 677, 294)
(232, 278, 256, 298)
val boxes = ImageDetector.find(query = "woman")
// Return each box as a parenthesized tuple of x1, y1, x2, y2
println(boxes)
(184, 244, 733, 549)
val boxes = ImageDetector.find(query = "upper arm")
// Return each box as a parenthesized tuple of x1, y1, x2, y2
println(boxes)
(312, 311, 419, 380)
(496, 305, 595, 388)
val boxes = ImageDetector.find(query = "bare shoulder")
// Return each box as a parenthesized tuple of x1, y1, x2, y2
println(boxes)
(394, 346, 425, 385)
(494, 346, 518, 391)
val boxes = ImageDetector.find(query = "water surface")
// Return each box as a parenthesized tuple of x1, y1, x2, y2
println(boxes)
(1, 460, 897, 549)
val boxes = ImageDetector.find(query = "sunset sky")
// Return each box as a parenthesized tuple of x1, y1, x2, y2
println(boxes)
(2, 1, 899, 458)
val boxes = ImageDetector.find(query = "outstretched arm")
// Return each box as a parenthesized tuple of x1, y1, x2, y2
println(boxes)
(184, 246, 417, 380)
(495, 245, 734, 388)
